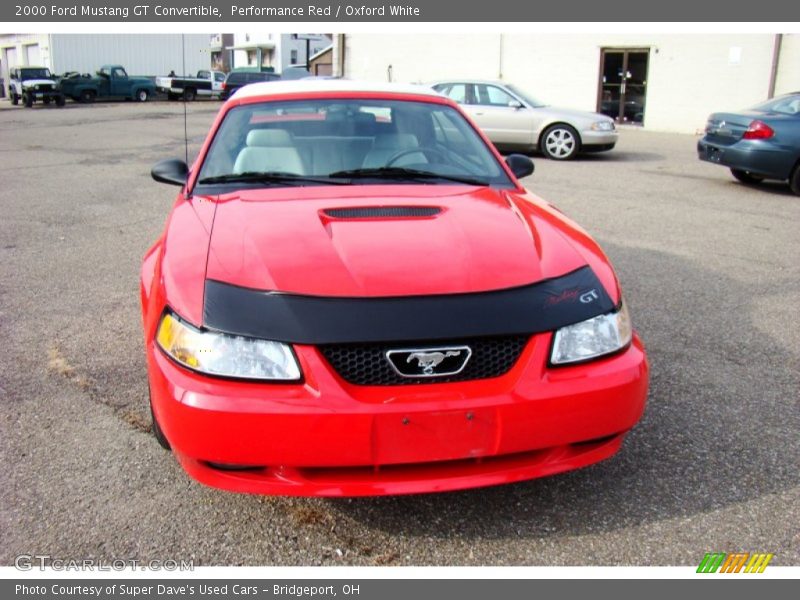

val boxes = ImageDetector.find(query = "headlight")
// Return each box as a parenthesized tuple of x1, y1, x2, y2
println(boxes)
(591, 120, 615, 131)
(156, 312, 301, 381)
(550, 301, 632, 365)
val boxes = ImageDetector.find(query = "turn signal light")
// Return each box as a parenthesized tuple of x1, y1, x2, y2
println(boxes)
(743, 120, 774, 140)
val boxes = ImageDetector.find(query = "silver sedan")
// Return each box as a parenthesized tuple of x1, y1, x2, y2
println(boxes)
(430, 80, 618, 160)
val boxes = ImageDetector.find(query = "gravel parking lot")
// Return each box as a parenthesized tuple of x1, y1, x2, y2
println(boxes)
(0, 100, 797, 567)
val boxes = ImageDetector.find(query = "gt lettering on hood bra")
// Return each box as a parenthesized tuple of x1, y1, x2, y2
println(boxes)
(202, 265, 615, 344)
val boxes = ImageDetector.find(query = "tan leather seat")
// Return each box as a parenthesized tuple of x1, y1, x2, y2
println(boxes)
(233, 129, 306, 175)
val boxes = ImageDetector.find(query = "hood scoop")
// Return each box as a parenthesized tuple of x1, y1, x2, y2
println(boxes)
(322, 206, 441, 219)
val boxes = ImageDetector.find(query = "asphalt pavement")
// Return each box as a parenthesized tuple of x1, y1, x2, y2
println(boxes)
(0, 100, 797, 566)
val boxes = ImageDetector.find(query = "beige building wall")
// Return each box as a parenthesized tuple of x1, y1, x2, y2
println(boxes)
(342, 33, 789, 133)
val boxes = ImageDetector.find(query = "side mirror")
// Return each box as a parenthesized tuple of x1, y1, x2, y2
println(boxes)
(508, 100, 524, 109)
(151, 159, 188, 186)
(505, 154, 534, 179)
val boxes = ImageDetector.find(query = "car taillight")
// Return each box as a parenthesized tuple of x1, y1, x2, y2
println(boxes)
(743, 120, 774, 140)
(222, 82, 227, 89)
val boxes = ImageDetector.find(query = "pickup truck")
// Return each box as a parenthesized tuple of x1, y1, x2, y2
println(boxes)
(59, 65, 156, 103)
(155, 70, 225, 101)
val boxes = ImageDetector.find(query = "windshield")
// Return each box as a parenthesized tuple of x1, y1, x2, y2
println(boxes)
(20, 68, 52, 80)
(750, 94, 800, 116)
(197, 98, 513, 189)
(506, 84, 547, 108)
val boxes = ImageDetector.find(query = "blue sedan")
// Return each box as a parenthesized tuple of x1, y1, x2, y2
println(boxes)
(698, 92, 800, 195)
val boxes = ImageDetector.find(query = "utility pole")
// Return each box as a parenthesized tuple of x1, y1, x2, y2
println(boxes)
(292, 34, 314, 71)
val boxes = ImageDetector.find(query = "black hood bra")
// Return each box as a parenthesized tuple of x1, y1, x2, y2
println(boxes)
(202, 266, 616, 344)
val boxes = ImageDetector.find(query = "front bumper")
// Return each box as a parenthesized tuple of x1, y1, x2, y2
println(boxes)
(697, 137, 795, 180)
(23, 88, 63, 101)
(580, 129, 619, 151)
(148, 331, 648, 496)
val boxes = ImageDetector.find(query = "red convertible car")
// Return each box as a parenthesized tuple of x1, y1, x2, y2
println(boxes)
(142, 81, 648, 496)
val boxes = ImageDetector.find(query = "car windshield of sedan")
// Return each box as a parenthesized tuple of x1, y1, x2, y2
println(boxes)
(196, 98, 514, 188)
(750, 94, 800, 116)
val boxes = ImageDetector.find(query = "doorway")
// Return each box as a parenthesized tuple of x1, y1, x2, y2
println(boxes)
(598, 48, 649, 125)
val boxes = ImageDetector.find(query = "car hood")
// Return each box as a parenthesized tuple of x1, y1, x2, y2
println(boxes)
(534, 106, 611, 126)
(204, 185, 587, 297)
(22, 79, 56, 87)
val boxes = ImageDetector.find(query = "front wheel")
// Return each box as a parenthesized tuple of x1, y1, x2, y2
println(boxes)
(149, 389, 171, 451)
(541, 124, 580, 160)
(730, 168, 765, 184)
(55, 95, 65, 107)
(789, 164, 800, 196)
(23, 93, 33, 108)
(10, 93, 18, 106)
(136, 89, 149, 102)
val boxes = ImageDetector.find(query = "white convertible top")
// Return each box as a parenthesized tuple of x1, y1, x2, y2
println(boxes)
(232, 79, 443, 100)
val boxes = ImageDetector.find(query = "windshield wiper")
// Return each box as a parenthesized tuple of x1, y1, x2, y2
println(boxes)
(327, 167, 488, 187)
(198, 171, 351, 186)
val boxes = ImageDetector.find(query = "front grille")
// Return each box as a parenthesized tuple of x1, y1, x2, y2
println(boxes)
(319, 336, 529, 385)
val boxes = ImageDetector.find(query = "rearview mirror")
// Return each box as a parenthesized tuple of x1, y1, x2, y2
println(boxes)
(505, 154, 534, 179)
(151, 159, 189, 186)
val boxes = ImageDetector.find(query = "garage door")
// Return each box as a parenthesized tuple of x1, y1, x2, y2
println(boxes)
(2, 47, 17, 91)
(25, 44, 40, 66)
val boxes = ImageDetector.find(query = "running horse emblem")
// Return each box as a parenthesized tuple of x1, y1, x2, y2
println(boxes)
(407, 350, 462, 375)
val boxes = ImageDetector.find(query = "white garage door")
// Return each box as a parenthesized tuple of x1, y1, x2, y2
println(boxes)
(3, 47, 17, 86)
(25, 44, 40, 66)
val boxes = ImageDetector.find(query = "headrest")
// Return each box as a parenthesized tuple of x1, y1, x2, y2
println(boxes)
(246, 129, 293, 147)
(354, 112, 377, 124)
(372, 133, 418, 150)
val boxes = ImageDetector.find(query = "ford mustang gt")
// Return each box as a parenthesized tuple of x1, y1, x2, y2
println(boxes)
(142, 80, 648, 496)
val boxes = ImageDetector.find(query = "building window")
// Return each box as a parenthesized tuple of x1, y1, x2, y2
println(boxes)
(291, 50, 298, 64)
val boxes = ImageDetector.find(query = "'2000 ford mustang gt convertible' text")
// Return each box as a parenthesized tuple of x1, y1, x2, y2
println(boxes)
(142, 80, 648, 496)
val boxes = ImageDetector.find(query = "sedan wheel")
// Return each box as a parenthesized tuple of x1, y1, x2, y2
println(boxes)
(542, 124, 580, 160)
(790, 164, 800, 196)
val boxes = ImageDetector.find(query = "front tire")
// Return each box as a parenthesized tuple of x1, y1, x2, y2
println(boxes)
(149, 389, 171, 451)
(789, 164, 800, 196)
(136, 89, 149, 102)
(730, 168, 765, 184)
(11, 93, 18, 106)
(541, 124, 580, 160)
(55, 95, 65, 107)
(23, 93, 33, 108)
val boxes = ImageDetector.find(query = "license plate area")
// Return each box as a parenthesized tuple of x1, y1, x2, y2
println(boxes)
(373, 408, 497, 465)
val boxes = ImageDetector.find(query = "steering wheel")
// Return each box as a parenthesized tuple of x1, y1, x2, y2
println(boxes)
(385, 146, 448, 167)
